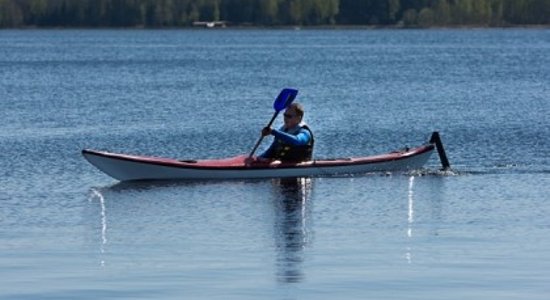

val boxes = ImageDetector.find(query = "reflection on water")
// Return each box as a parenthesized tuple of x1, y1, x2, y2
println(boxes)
(271, 177, 313, 283)
(89, 188, 108, 267)
(86, 178, 315, 282)
(406, 176, 415, 264)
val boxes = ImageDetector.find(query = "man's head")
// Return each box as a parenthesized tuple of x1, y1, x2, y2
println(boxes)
(283, 103, 304, 128)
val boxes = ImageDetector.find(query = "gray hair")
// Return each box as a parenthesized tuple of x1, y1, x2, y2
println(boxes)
(288, 103, 304, 118)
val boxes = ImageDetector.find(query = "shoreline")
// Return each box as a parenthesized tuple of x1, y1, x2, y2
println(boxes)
(2, 24, 550, 30)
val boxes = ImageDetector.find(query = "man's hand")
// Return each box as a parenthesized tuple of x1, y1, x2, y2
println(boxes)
(261, 127, 272, 137)
(244, 156, 255, 166)
(245, 156, 270, 166)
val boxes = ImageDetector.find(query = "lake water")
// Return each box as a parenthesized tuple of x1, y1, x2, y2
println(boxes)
(1, 29, 549, 299)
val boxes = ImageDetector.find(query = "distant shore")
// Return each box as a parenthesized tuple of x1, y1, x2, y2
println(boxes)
(3, 0, 549, 31)
(3, 24, 550, 30)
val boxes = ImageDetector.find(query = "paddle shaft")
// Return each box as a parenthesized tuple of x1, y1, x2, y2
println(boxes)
(429, 131, 451, 170)
(249, 111, 279, 158)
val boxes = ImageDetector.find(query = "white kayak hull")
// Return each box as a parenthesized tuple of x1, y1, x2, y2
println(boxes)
(82, 143, 435, 182)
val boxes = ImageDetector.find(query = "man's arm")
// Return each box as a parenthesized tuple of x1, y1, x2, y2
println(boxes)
(271, 128, 311, 146)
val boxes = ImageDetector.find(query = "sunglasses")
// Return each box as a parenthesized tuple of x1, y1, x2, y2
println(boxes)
(283, 113, 296, 118)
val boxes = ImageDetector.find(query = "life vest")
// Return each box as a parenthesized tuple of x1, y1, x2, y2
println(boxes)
(272, 124, 314, 162)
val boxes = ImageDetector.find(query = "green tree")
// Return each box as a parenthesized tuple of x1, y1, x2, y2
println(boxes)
(401, 8, 417, 26)
(417, 7, 434, 27)
(433, 0, 451, 25)
(0, 0, 24, 27)
(387, 0, 400, 22)
(257, 0, 278, 24)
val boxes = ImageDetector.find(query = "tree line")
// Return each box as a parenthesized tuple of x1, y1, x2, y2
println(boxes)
(1, 0, 549, 28)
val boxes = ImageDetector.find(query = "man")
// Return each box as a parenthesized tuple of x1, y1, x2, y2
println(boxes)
(254, 102, 314, 163)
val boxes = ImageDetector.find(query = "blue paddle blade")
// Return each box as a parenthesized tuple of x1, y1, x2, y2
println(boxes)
(273, 88, 298, 112)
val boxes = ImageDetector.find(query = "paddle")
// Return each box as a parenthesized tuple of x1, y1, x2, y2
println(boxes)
(249, 88, 298, 158)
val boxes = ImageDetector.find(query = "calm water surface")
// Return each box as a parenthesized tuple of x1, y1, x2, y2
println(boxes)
(1, 29, 549, 299)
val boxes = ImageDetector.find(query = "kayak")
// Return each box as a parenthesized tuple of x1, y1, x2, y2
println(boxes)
(82, 132, 449, 182)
